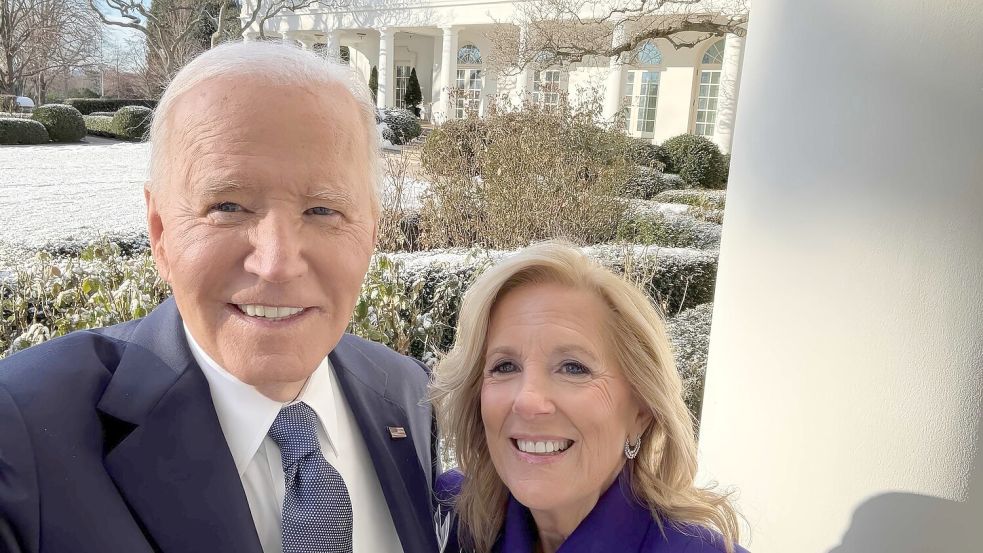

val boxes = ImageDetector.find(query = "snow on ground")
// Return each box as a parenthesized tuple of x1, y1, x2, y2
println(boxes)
(0, 140, 430, 271)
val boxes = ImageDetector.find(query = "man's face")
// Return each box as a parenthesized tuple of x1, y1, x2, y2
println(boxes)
(146, 77, 377, 400)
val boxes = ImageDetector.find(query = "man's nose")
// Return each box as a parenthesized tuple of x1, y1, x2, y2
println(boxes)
(512, 372, 556, 419)
(243, 212, 308, 283)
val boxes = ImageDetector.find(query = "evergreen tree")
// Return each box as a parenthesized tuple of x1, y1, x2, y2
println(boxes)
(404, 67, 422, 117)
(368, 66, 379, 103)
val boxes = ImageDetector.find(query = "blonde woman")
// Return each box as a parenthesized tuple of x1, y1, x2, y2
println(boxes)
(431, 242, 747, 553)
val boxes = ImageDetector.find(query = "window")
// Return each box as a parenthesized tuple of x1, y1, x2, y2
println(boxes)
(695, 70, 721, 136)
(702, 40, 725, 65)
(455, 68, 483, 118)
(623, 70, 660, 136)
(532, 69, 561, 109)
(457, 44, 482, 65)
(631, 41, 663, 66)
(394, 65, 411, 108)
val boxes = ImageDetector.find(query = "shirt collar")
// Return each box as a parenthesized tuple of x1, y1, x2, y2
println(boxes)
(184, 325, 339, 476)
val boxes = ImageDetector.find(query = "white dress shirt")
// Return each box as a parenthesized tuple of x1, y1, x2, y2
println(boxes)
(184, 327, 403, 553)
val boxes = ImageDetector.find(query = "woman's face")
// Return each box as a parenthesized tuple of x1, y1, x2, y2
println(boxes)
(480, 282, 650, 519)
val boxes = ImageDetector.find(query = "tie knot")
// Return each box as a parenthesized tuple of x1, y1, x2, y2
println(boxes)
(268, 402, 321, 468)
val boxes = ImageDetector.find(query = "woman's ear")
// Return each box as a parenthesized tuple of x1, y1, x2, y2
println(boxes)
(632, 404, 655, 439)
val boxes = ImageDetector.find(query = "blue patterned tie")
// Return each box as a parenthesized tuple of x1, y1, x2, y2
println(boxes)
(268, 402, 353, 553)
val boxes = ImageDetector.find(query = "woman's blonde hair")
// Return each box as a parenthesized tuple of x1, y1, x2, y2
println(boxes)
(430, 241, 740, 552)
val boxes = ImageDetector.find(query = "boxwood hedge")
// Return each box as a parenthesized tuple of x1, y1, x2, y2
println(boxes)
(65, 98, 157, 115)
(0, 118, 49, 145)
(31, 104, 86, 143)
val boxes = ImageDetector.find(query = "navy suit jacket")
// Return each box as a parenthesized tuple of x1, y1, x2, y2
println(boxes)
(0, 298, 440, 553)
(436, 470, 749, 553)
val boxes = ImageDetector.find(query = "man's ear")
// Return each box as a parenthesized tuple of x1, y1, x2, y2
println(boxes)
(145, 186, 171, 284)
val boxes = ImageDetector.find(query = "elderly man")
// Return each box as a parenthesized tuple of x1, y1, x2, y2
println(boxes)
(0, 43, 438, 553)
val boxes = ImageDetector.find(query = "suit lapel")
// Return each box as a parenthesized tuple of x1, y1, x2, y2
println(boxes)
(97, 299, 263, 553)
(330, 339, 439, 552)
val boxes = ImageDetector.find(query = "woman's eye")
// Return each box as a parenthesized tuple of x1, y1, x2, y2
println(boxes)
(560, 361, 591, 376)
(489, 361, 519, 374)
(306, 206, 337, 216)
(210, 202, 242, 213)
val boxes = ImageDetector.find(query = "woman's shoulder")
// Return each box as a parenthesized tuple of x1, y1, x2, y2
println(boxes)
(647, 521, 750, 553)
(435, 468, 465, 503)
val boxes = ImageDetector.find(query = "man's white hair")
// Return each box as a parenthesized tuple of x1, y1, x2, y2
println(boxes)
(147, 41, 380, 213)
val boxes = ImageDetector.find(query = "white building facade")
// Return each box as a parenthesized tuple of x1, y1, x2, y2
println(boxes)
(241, 2, 746, 152)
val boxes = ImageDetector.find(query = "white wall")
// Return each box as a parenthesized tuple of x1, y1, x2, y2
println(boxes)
(697, 0, 983, 552)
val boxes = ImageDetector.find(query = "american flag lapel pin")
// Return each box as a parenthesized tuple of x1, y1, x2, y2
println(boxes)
(388, 426, 407, 439)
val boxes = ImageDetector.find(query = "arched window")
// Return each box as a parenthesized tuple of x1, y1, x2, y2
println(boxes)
(631, 41, 663, 66)
(457, 44, 482, 65)
(702, 39, 724, 64)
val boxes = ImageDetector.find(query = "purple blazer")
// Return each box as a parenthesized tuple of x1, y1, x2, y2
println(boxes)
(435, 470, 748, 553)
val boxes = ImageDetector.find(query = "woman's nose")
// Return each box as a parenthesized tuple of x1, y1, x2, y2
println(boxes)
(511, 373, 556, 418)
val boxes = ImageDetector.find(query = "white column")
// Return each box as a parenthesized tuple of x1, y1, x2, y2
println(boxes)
(513, 24, 530, 109)
(697, 1, 983, 552)
(377, 27, 395, 109)
(325, 30, 341, 62)
(602, 21, 627, 122)
(712, 33, 745, 154)
(437, 25, 459, 123)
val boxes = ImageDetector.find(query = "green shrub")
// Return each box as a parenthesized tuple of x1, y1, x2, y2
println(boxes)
(382, 108, 422, 145)
(0, 112, 30, 119)
(616, 210, 721, 250)
(0, 95, 17, 112)
(419, 99, 631, 249)
(623, 166, 685, 200)
(404, 68, 423, 116)
(111, 106, 152, 141)
(625, 137, 668, 169)
(661, 134, 726, 189)
(653, 188, 726, 210)
(83, 115, 116, 138)
(89, 111, 116, 117)
(718, 153, 731, 183)
(0, 118, 50, 145)
(65, 98, 157, 115)
(31, 104, 86, 143)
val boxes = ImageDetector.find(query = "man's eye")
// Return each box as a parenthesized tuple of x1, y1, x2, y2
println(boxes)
(210, 202, 242, 213)
(489, 361, 519, 374)
(306, 206, 337, 216)
(560, 361, 591, 376)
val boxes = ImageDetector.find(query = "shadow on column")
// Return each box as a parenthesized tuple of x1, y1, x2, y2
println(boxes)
(828, 402, 982, 553)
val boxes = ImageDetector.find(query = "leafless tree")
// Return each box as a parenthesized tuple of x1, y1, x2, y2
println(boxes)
(236, 0, 351, 40)
(487, 0, 749, 73)
(0, 0, 101, 99)
(88, 0, 212, 93)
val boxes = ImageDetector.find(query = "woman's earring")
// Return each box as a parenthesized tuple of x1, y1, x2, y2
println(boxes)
(624, 436, 641, 460)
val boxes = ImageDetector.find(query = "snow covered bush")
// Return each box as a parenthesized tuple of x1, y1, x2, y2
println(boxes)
(666, 302, 714, 421)
(0, 118, 49, 145)
(616, 210, 722, 250)
(83, 115, 115, 138)
(112, 106, 152, 141)
(31, 104, 86, 143)
(653, 188, 727, 210)
(624, 137, 667, 169)
(382, 108, 422, 145)
(621, 167, 688, 200)
(661, 134, 726, 189)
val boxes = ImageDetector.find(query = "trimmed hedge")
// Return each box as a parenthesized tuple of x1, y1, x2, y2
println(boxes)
(112, 106, 152, 141)
(31, 104, 86, 143)
(83, 115, 116, 138)
(0, 118, 50, 145)
(89, 111, 117, 117)
(616, 208, 722, 250)
(666, 302, 713, 420)
(653, 188, 727, 210)
(622, 167, 688, 200)
(382, 108, 422, 145)
(0, 112, 30, 119)
(65, 98, 157, 115)
(661, 134, 726, 189)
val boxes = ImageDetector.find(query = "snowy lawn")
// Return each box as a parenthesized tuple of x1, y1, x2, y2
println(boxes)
(0, 140, 428, 270)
